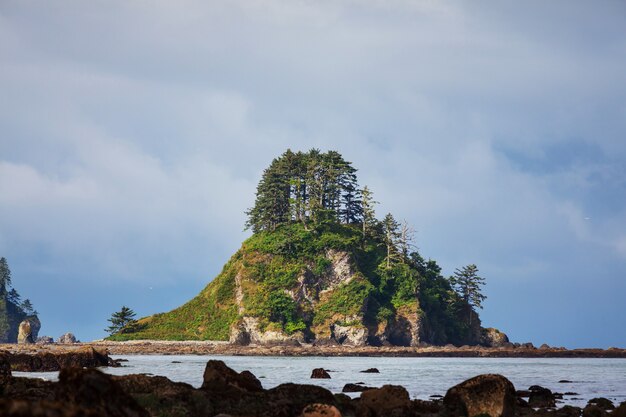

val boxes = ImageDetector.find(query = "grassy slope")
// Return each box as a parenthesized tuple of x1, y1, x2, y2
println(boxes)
(110, 223, 444, 341)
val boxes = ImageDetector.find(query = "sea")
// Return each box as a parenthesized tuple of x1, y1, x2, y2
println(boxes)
(14, 355, 626, 408)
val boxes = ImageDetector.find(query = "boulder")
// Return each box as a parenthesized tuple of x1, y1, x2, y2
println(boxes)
(582, 404, 606, 417)
(311, 368, 331, 379)
(613, 402, 626, 417)
(58, 333, 77, 344)
(359, 385, 411, 416)
(267, 383, 338, 417)
(342, 383, 374, 393)
(360, 368, 380, 373)
(480, 328, 510, 347)
(36, 336, 54, 344)
(201, 360, 263, 392)
(56, 367, 149, 417)
(528, 385, 556, 408)
(588, 398, 614, 410)
(442, 374, 516, 417)
(301, 403, 342, 417)
(17, 320, 34, 344)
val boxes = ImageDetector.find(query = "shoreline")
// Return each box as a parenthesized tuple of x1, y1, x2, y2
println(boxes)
(3, 341, 625, 358)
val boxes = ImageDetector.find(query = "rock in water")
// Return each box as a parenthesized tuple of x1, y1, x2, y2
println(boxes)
(201, 360, 263, 392)
(443, 374, 516, 417)
(359, 385, 411, 416)
(310, 368, 331, 379)
(17, 320, 34, 344)
(58, 333, 77, 344)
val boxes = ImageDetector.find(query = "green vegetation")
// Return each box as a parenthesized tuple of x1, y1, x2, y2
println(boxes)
(106, 306, 137, 335)
(110, 150, 489, 345)
(0, 257, 39, 343)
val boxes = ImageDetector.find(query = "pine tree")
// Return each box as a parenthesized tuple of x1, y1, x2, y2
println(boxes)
(20, 299, 34, 315)
(0, 257, 11, 293)
(360, 186, 378, 241)
(449, 264, 486, 326)
(7, 288, 21, 305)
(106, 306, 137, 335)
(382, 213, 401, 268)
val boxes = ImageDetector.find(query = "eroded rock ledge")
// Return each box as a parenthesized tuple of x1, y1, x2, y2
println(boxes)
(1, 355, 625, 417)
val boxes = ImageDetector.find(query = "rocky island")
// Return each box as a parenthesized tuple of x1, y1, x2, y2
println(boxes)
(109, 150, 509, 349)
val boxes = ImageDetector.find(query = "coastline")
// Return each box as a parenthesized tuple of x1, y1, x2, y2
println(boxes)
(3, 341, 625, 358)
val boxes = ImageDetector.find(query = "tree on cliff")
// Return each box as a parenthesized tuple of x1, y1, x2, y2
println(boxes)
(106, 306, 137, 335)
(0, 257, 11, 293)
(450, 264, 486, 326)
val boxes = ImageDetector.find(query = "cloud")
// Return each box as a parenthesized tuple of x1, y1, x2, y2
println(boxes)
(0, 0, 625, 345)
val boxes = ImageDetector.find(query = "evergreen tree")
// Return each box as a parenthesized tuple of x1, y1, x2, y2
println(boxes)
(449, 264, 486, 326)
(360, 186, 378, 241)
(382, 213, 401, 268)
(106, 306, 137, 335)
(8, 288, 21, 305)
(20, 299, 34, 315)
(0, 257, 11, 293)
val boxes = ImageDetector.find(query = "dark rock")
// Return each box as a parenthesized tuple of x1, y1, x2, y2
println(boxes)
(582, 404, 606, 417)
(588, 398, 614, 410)
(359, 385, 410, 416)
(430, 394, 443, 398)
(563, 392, 579, 396)
(360, 368, 380, 373)
(521, 343, 535, 349)
(36, 336, 54, 344)
(528, 385, 556, 408)
(300, 403, 342, 417)
(517, 390, 531, 397)
(0, 351, 11, 387)
(267, 383, 337, 417)
(8, 347, 114, 372)
(342, 383, 374, 393)
(553, 405, 583, 417)
(442, 374, 516, 417)
(613, 402, 626, 417)
(311, 368, 331, 379)
(558, 380, 573, 383)
(411, 399, 441, 414)
(58, 333, 77, 344)
(56, 367, 149, 417)
(201, 360, 263, 392)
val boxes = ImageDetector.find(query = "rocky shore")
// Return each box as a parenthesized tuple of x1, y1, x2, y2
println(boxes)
(1, 354, 625, 417)
(87, 341, 626, 358)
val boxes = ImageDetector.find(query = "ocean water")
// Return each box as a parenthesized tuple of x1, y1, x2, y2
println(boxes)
(15, 355, 626, 407)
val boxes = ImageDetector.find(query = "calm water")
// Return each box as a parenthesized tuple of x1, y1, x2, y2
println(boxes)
(15, 355, 626, 407)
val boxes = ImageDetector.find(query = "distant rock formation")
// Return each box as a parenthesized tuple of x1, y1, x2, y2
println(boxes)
(58, 333, 77, 344)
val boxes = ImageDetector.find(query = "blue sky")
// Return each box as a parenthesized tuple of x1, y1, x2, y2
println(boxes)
(1, 1, 625, 347)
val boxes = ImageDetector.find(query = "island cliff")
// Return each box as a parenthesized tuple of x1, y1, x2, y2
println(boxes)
(110, 150, 507, 347)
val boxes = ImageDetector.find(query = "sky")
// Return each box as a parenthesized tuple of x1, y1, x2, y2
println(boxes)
(1, 0, 625, 347)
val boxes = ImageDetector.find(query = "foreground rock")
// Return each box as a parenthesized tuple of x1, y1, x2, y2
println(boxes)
(443, 374, 516, 417)
(1, 346, 120, 371)
(1, 357, 624, 417)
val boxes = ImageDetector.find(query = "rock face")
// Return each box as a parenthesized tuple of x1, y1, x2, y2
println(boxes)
(481, 327, 510, 347)
(17, 320, 34, 344)
(58, 332, 77, 344)
(7, 346, 118, 371)
(443, 374, 516, 417)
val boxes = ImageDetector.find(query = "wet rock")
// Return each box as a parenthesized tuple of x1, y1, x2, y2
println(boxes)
(360, 368, 380, 373)
(0, 351, 11, 386)
(558, 380, 573, 383)
(56, 367, 150, 417)
(267, 383, 337, 417)
(301, 403, 342, 417)
(552, 405, 583, 417)
(342, 383, 374, 393)
(613, 402, 626, 417)
(58, 333, 77, 344)
(411, 399, 441, 414)
(201, 360, 263, 392)
(587, 398, 614, 410)
(311, 368, 331, 379)
(359, 385, 410, 416)
(582, 404, 606, 417)
(8, 347, 116, 371)
(528, 385, 556, 408)
(36, 336, 54, 344)
(17, 321, 34, 344)
(443, 374, 516, 417)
